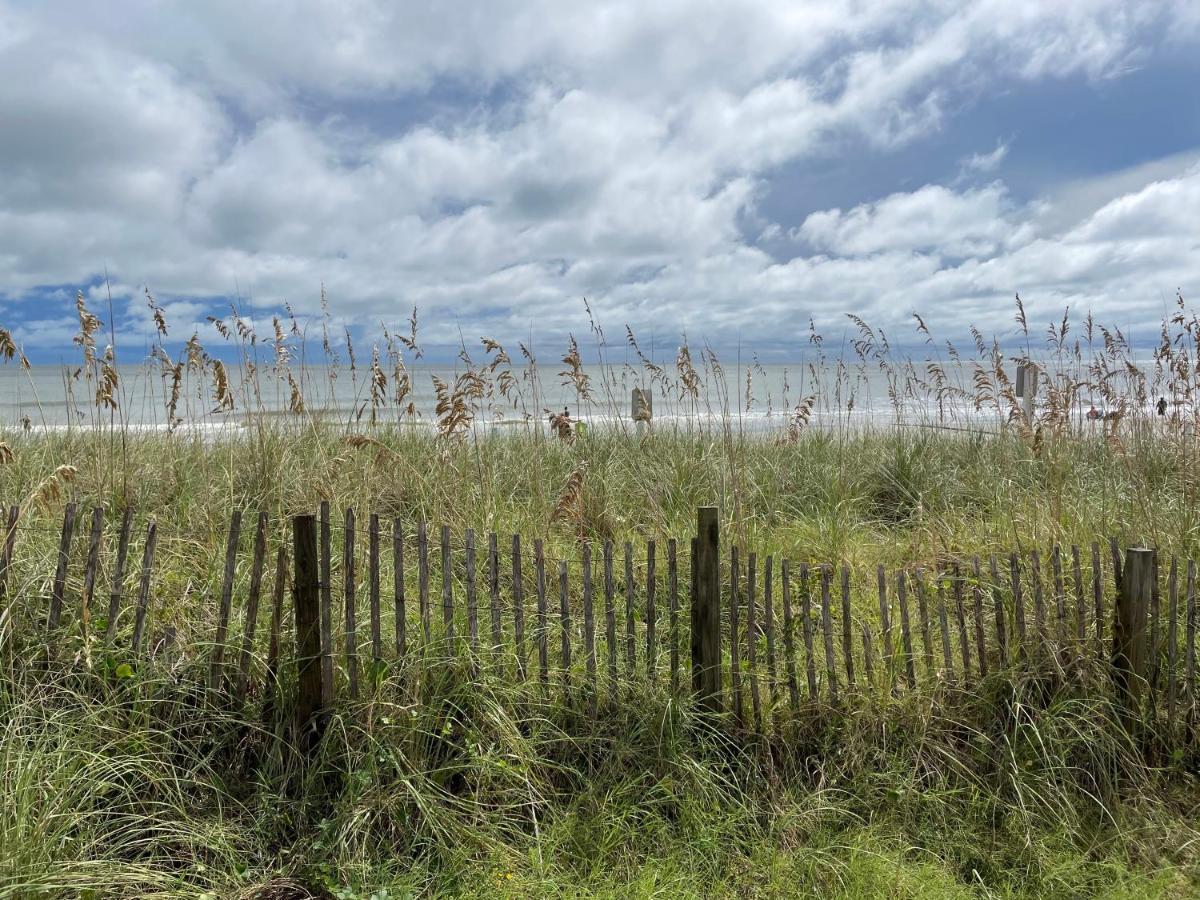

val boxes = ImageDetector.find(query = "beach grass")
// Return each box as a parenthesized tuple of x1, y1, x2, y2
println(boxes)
(2, 296, 1200, 897)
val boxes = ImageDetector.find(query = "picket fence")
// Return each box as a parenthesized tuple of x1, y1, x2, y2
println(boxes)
(4, 501, 1193, 744)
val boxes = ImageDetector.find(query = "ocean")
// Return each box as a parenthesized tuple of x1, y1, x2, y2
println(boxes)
(0, 357, 1150, 433)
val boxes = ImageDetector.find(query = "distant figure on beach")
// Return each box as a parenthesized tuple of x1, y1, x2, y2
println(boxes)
(1157, 397, 1168, 416)
(1086, 405, 1101, 421)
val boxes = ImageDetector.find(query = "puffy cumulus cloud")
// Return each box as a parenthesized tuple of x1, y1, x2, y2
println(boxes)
(795, 183, 1033, 258)
(0, 13, 226, 218)
(0, 0, 1198, 354)
(785, 162, 1200, 335)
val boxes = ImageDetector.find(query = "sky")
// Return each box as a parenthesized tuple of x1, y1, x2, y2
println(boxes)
(1, 0, 1199, 362)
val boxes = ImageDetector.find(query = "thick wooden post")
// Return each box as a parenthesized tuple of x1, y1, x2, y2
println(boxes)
(1016, 362, 1037, 424)
(692, 507, 721, 714)
(1113, 547, 1153, 721)
(293, 515, 324, 750)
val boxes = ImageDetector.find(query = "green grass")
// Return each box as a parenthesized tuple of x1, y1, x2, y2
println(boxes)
(2, 655, 1198, 898)
(3, 421, 1199, 562)
(2, 421, 1200, 897)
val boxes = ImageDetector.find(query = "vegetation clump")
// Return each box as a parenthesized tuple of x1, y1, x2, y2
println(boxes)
(2, 296, 1200, 897)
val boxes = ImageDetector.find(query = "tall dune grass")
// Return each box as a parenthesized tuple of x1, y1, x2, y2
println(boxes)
(1, 293, 1200, 897)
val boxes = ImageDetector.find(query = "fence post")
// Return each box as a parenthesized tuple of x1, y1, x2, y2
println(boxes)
(292, 515, 325, 752)
(1016, 362, 1038, 424)
(692, 506, 721, 714)
(1113, 547, 1153, 724)
(632, 387, 652, 435)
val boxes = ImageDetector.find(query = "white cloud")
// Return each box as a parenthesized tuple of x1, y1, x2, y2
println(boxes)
(960, 141, 1010, 175)
(796, 183, 1033, 258)
(0, 0, 1198, 352)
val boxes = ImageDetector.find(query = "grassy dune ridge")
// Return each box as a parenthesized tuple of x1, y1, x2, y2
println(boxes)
(1, 297, 1200, 897)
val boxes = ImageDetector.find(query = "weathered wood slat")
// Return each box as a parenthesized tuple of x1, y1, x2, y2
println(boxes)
(344, 508, 358, 699)
(0, 504, 17, 602)
(535, 539, 548, 687)
(1151, 550, 1162, 695)
(1109, 537, 1123, 598)
(264, 546, 286, 706)
(842, 564, 857, 688)
(512, 534, 527, 680)
(292, 517, 323, 749)
(669, 539, 680, 696)
(1052, 545, 1066, 652)
(730, 546, 744, 725)
(747, 552, 762, 730)
(558, 560, 571, 689)
(624, 541, 636, 675)
(583, 543, 596, 698)
(1167, 557, 1179, 728)
(646, 540, 657, 676)
(1030, 550, 1046, 657)
(370, 513, 382, 663)
(953, 563, 971, 679)
(605, 539, 617, 692)
(47, 502, 77, 630)
(1187, 560, 1196, 727)
(821, 565, 839, 703)
(781, 558, 800, 709)
(489, 532, 502, 657)
(693, 510, 721, 714)
(208, 508, 236, 692)
(235, 511, 268, 700)
(861, 620, 876, 688)
(320, 503, 335, 703)
(971, 556, 987, 677)
(897, 570, 915, 688)
(1010, 553, 1027, 659)
(393, 519, 406, 659)
(937, 575, 954, 679)
(989, 555, 1008, 669)
(876, 565, 893, 690)
(764, 554, 777, 714)
(915, 567, 933, 677)
(130, 519, 157, 656)
(1072, 545, 1086, 653)
(1092, 542, 1105, 657)
(104, 506, 134, 640)
(80, 506, 104, 644)
(418, 521, 430, 643)
(466, 528, 479, 662)
(800, 563, 818, 699)
(441, 524, 454, 641)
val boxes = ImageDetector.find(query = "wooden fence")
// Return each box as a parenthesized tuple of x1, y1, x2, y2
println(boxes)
(4, 501, 1194, 745)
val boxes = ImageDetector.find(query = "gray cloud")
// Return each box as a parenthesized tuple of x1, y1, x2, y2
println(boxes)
(0, 0, 1197, 352)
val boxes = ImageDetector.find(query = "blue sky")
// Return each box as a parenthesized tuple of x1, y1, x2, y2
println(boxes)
(1, 1, 1199, 363)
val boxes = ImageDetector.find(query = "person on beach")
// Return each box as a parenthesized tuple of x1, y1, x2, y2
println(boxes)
(1158, 397, 1168, 416)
